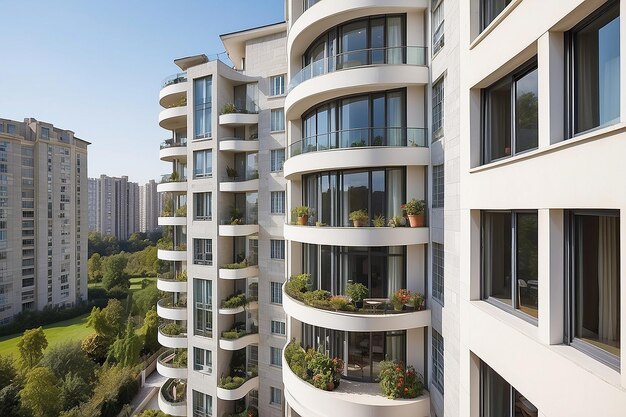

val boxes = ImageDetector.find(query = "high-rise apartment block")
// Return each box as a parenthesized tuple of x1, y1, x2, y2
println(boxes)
(0, 117, 88, 323)
(88, 174, 140, 240)
(140, 179, 160, 233)
(155, 1, 626, 416)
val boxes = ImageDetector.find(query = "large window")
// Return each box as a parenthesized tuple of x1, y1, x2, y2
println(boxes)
(432, 1, 445, 55)
(271, 108, 285, 132)
(193, 150, 212, 178)
(193, 239, 213, 265)
(432, 243, 444, 303)
(432, 78, 444, 140)
(270, 239, 285, 260)
(483, 59, 538, 163)
(270, 282, 282, 304)
(433, 164, 444, 208)
(192, 391, 212, 417)
(270, 346, 282, 367)
(480, 0, 512, 33)
(270, 74, 285, 96)
(303, 244, 405, 298)
(194, 279, 213, 337)
(234, 83, 258, 113)
(270, 149, 285, 172)
(194, 192, 212, 220)
(270, 387, 282, 406)
(482, 211, 538, 320)
(568, 211, 620, 367)
(271, 191, 285, 214)
(481, 361, 537, 417)
(569, 1, 620, 135)
(303, 168, 404, 227)
(432, 329, 444, 394)
(193, 347, 212, 373)
(194, 76, 212, 139)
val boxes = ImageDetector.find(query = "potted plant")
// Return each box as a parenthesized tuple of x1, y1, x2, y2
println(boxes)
(410, 292, 425, 311)
(291, 206, 311, 225)
(401, 198, 426, 227)
(226, 165, 238, 180)
(388, 215, 405, 228)
(372, 214, 386, 227)
(349, 209, 369, 227)
(230, 207, 244, 225)
(391, 289, 411, 311)
(345, 281, 368, 308)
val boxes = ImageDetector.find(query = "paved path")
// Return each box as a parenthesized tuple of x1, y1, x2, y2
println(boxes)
(130, 369, 167, 415)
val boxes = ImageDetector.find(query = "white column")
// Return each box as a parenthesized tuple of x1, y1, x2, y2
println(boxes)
(537, 31, 564, 147)
(621, 0, 626, 124)
(621, 208, 626, 388)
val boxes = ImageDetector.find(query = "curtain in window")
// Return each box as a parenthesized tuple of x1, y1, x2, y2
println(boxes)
(598, 216, 619, 342)
(386, 17, 403, 64)
(387, 247, 403, 296)
(575, 30, 599, 133)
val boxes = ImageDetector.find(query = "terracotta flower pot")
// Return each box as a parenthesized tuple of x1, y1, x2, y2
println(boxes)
(352, 220, 366, 227)
(297, 215, 308, 225)
(407, 214, 425, 227)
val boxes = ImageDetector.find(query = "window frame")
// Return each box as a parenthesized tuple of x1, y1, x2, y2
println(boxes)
(271, 320, 286, 336)
(271, 108, 285, 132)
(432, 77, 445, 141)
(270, 239, 285, 260)
(193, 149, 213, 179)
(432, 329, 444, 394)
(270, 386, 282, 406)
(270, 346, 283, 367)
(432, 242, 444, 304)
(432, 164, 444, 208)
(271, 191, 285, 214)
(479, 0, 513, 33)
(270, 74, 286, 96)
(270, 281, 283, 304)
(270, 149, 285, 172)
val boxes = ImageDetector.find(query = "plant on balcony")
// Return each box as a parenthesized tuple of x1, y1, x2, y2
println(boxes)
(285, 340, 343, 391)
(391, 289, 412, 311)
(372, 214, 386, 227)
(410, 291, 426, 311)
(172, 349, 187, 367)
(221, 328, 248, 340)
(218, 367, 258, 389)
(175, 204, 187, 217)
(345, 281, 369, 306)
(229, 207, 244, 225)
(401, 198, 426, 227)
(226, 165, 239, 179)
(378, 361, 424, 399)
(176, 270, 187, 282)
(225, 405, 258, 417)
(388, 215, 406, 227)
(221, 259, 249, 269)
(349, 209, 369, 227)
(221, 293, 248, 309)
(329, 295, 351, 311)
(169, 170, 180, 182)
(291, 206, 312, 225)
(167, 97, 187, 108)
(350, 139, 366, 147)
(160, 323, 185, 336)
(221, 103, 238, 114)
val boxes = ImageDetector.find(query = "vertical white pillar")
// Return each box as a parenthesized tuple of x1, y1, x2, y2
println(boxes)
(537, 31, 564, 148)
(538, 209, 564, 345)
(621, 208, 626, 388)
(621, 0, 626, 124)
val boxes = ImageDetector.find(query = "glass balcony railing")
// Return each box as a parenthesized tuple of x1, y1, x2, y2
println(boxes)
(162, 72, 188, 89)
(160, 138, 187, 149)
(289, 46, 427, 91)
(287, 127, 427, 158)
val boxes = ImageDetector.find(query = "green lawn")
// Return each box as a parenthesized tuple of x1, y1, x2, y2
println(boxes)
(0, 313, 93, 357)
(129, 276, 157, 294)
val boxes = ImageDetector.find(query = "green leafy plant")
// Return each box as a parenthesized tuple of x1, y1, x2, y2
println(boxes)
(172, 349, 187, 367)
(329, 295, 350, 311)
(221, 103, 238, 114)
(221, 293, 248, 309)
(221, 260, 248, 269)
(291, 206, 311, 217)
(345, 281, 368, 304)
(378, 361, 424, 399)
(391, 289, 411, 311)
(226, 165, 238, 179)
(348, 209, 369, 222)
(410, 292, 425, 310)
(388, 215, 405, 227)
(372, 214, 386, 227)
(401, 198, 426, 215)
(284, 340, 343, 391)
(284, 273, 311, 301)
(230, 207, 244, 225)
(160, 323, 185, 336)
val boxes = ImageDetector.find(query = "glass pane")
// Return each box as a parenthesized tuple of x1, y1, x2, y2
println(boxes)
(487, 79, 512, 162)
(340, 21, 368, 69)
(340, 96, 369, 148)
(343, 171, 369, 226)
(516, 213, 538, 318)
(371, 170, 385, 222)
(317, 106, 329, 151)
(481, 362, 511, 417)
(370, 18, 385, 64)
(321, 245, 332, 293)
(481, 0, 512, 31)
(515, 68, 538, 153)
(387, 91, 405, 146)
(372, 95, 385, 146)
(483, 212, 512, 306)
(347, 332, 370, 380)
(386, 16, 404, 64)
(514, 389, 538, 417)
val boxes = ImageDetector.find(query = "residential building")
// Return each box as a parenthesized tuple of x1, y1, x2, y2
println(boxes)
(88, 174, 140, 239)
(140, 179, 160, 233)
(0, 117, 88, 322)
(155, 23, 287, 417)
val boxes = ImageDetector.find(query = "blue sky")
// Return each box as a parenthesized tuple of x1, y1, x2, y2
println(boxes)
(0, 0, 283, 184)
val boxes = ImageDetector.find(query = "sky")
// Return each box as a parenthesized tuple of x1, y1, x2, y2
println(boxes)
(0, 0, 284, 185)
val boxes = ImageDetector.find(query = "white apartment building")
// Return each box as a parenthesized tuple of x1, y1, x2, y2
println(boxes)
(155, 23, 288, 417)
(88, 174, 140, 239)
(0, 117, 88, 322)
(156, 0, 626, 417)
(140, 179, 160, 233)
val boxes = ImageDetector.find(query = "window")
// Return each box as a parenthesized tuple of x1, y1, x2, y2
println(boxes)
(432, 1, 445, 55)
(568, 1, 620, 136)
(270, 387, 282, 406)
(482, 211, 538, 320)
(41, 127, 50, 139)
(194, 192, 212, 220)
(271, 108, 285, 132)
(270, 74, 285, 96)
(193, 347, 212, 373)
(567, 211, 620, 367)
(6, 124, 15, 135)
(192, 390, 212, 417)
(271, 320, 286, 335)
(432, 243, 444, 303)
(432, 78, 444, 140)
(271, 191, 285, 214)
(194, 150, 213, 178)
(482, 59, 538, 163)
(194, 239, 213, 266)
(270, 282, 282, 304)
(270, 346, 282, 367)
(270, 239, 285, 260)
(480, 361, 537, 417)
(432, 164, 444, 208)
(194, 279, 213, 337)
(480, 0, 512, 32)
(270, 149, 285, 172)
(432, 329, 444, 394)
(194, 76, 212, 139)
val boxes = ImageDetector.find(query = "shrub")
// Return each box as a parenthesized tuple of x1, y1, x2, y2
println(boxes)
(106, 286, 129, 300)
(345, 281, 368, 304)
(401, 198, 426, 215)
(172, 350, 187, 367)
(348, 209, 369, 222)
(284, 340, 342, 392)
(391, 289, 411, 310)
(329, 295, 350, 311)
(291, 206, 311, 217)
(221, 260, 248, 269)
(218, 375, 246, 390)
(284, 273, 310, 300)
(221, 293, 248, 309)
(378, 361, 424, 399)
(160, 323, 185, 336)
(372, 214, 386, 227)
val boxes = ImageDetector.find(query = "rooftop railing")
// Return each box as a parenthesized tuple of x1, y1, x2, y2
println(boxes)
(161, 72, 188, 89)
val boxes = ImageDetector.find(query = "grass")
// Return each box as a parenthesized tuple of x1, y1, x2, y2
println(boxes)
(0, 313, 93, 357)
(129, 276, 156, 294)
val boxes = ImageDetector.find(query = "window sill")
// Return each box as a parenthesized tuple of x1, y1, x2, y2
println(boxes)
(268, 94, 286, 99)
(271, 130, 286, 134)
(470, 0, 523, 50)
(470, 122, 626, 174)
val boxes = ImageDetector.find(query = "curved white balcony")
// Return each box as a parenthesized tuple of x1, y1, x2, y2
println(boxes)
(219, 333, 260, 351)
(157, 298, 188, 321)
(218, 265, 259, 280)
(284, 224, 428, 247)
(283, 360, 430, 417)
(160, 142, 187, 162)
(216, 376, 260, 401)
(157, 275, 188, 293)
(159, 105, 187, 130)
(219, 138, 260, 153)
(283, 287, 430, 332)
(157, 349, 189, 379)
(158, 216, 187, 226)
(157, 180, 187, 193)
(218, 112, 259, 126)
(160, 73, 188, 108)
(286, 65, 428, 120)
(289, 0, 426, 56)
(219, 178, 259, 193)
(218, 305, 245, 315)
(158, 325, 188, 349)
(218, 224, 259, 237)
(159, 379, 187, 417)
(284, 145, 429, 181)
(158, 248, 188, 262)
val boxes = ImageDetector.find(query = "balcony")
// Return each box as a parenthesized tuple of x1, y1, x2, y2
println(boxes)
(159, 204, 188, 227)
(158, 246, 187, 262)
(158, 323, 188, 349)
(219, 171, 259, 193)
(218, 293, 257, 315)
(157, 174, 187, 193)
(219, 137, 260, 153)
(159, 378, 187, 417)
(160, 138, 187, 162)
(219, 264, 259, 280)
(219, 224, 259, 237)
(157, 298, 187, 321)
(218, 110, 259, 127)
(284, 223, 428, 247)
(160, 73, 188, 107)
(157, 273, 188, 293)
(217, 374, 260, 401)
(159, 104, 187, 130)
(219, 327, 260, 351)
(157, 349, 188, 379)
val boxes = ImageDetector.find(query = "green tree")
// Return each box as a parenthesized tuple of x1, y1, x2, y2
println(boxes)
(0, 355, 16, 390)
(87, 298, 125, 340)
(80, 333, 109, 364)
(20, 367, 61, 417)
(17, 327, 48, 370)
(102, 254, 129, 290)
(60, 373, 91, 411)
(139, 308, 159, 354)
(108, 318, 141, 367)
(88, 253, 103, 283)
(0, 384, 21, 417)
(132, 283, 160, 317)
(136, 410, 173, 417)
(40, 341, 96, 384)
